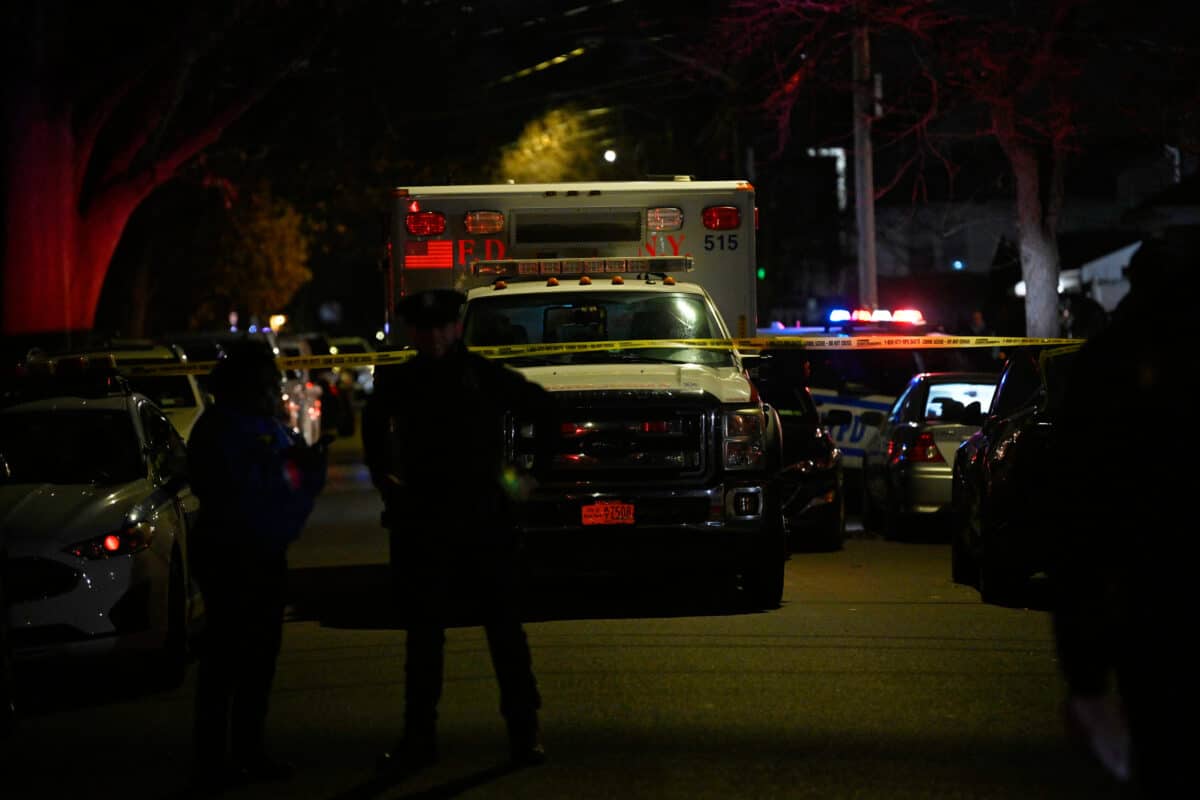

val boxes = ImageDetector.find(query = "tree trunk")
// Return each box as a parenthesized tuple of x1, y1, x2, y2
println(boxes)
(999, 116, 1063, 338)
(3, 96, 128, 336)
(126, 250, 152, 339)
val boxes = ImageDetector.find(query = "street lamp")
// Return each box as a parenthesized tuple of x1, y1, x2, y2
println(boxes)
(603, 149, 617, 163)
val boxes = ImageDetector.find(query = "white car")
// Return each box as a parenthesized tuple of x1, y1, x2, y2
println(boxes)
(275, 335, 325, 446)
(0, 362, 201, 686)
(32, 344, 208, 442)
(329, 335, 376, 398)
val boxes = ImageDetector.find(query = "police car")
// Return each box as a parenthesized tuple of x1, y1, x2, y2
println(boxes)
(1, 357, 201, 685)
(758, 308, 1001, 486)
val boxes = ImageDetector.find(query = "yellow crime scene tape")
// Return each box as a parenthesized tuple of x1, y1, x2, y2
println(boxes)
(118, 335, 1082, 377)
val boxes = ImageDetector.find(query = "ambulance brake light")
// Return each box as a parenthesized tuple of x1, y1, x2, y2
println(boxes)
(702, 206, 740, 230)
(406, 211, 446, 236)
(647, 207, 683, 232)
(464, 211, 504, 234)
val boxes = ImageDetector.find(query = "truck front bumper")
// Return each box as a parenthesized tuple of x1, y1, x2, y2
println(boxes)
(516, 481, 782, 577)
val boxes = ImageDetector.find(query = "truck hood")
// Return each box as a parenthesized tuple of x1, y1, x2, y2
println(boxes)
(518, 363, 753, 404)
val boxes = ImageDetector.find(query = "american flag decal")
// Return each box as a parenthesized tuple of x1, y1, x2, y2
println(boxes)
(405, 240, 453, 269)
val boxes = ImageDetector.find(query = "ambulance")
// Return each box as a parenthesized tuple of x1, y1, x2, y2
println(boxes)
(388, 177, 758, 339)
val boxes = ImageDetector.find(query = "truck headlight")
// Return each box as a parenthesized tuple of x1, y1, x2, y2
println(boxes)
(724, 408, 765, 469)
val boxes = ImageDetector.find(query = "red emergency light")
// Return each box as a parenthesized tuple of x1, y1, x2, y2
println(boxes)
(464, 210, 504, 234)
(406, 211, 446, 236)
(647, 207, 684, 232)
(702, 206, 740, 230)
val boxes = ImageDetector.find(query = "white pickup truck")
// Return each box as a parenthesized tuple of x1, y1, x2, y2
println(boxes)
(462, 256, 787, 608)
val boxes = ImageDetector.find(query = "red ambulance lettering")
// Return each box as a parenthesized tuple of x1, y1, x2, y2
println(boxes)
(643, 235, 688, 257)
(457, 238, 505, 266)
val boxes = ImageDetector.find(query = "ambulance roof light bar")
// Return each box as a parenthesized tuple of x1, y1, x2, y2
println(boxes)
(473, 256, 694, 279)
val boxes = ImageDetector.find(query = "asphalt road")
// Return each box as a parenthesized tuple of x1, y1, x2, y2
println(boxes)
(1, 436, 1129, 800)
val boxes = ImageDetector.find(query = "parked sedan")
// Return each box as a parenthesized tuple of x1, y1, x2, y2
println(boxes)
(861, 371, 998, 540)
(949, 345, 1082, 604)
(33, 343, 208, 442)
(0, 361, 200, 686)
(752, 354, 852, 551)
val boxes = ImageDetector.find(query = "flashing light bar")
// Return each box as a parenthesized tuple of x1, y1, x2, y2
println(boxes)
(828, 307, 927, 325)
(473, 256, 694, 279)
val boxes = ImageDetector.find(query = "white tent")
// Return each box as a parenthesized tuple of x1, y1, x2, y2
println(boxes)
(1013, 240, 1140, 312)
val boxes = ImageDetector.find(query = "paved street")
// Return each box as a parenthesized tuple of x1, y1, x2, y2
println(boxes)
(2, 440, 1127, 799)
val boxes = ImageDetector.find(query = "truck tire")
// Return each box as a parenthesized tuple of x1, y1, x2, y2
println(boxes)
(741, 558, 785, 610)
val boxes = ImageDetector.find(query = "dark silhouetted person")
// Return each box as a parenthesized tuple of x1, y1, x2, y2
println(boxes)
(362, 289, 552, 773)
(1051, 233, 1190, 795)
(966, 308, 991, 336)
(186, 339, 328, 792)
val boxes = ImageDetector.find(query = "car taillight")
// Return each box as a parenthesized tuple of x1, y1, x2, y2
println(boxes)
(406, 211, 446, 236)
(702, 205, 740, 230)
(889, 432, 944, 464)
(910, 432, 944, 463)
(65, 521, 155, 559)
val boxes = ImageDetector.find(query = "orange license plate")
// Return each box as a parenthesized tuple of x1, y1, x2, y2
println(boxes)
(581, 501, 635, 526)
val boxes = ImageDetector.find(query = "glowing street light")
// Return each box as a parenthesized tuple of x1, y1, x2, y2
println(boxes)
(603, 149, 617, 163)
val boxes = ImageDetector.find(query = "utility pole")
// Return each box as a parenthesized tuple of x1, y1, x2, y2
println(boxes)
(852, 8, 878, 309)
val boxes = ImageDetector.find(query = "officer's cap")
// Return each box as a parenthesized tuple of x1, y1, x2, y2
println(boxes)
(397, 289, 467, 328)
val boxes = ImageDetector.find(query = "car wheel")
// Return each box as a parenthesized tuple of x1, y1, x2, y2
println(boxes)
(978, 558, 1022, 606)
(952, 484, 983, 588)
(153, 553, 189, 690)
(740, 558, 785, 610)
(861, 479, 883, 534)
(880, 485, 904, 541)
(821, 489, 847, 551)
(950, 529, 976, 587)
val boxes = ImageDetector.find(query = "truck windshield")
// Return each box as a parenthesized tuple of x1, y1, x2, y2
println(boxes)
(464, 291, 736, 366)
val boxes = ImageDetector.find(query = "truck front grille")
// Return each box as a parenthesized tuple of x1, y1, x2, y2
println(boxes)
(513, 390, 712, 483)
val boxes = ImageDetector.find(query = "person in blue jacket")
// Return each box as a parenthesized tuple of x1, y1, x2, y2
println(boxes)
(186, 338, 328, 792)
